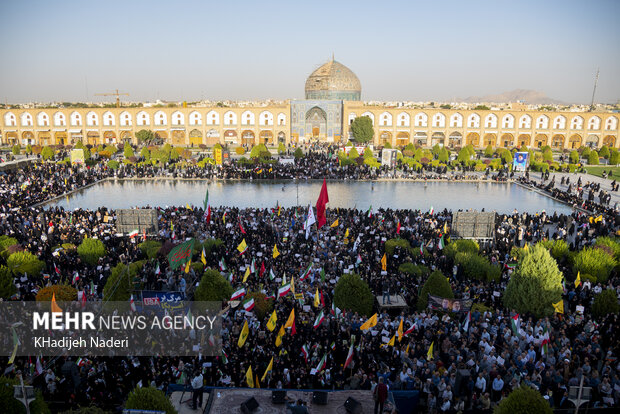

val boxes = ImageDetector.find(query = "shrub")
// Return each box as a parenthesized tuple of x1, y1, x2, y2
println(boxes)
(438, 148, 449, 163)
(59, 407, 108, 414)
(588, 150, 599, 165)
(348, 147, 360, 159)
(385, 238, 412, 256)
(599, 145, 610, 159)
(124, 386, 177, 414)
(495, 386, 552, 414)
(77, 238, 107, 265)
(7, 251, 44, 276)
(195, 238, 224, 259)
(103, 262, 143, 302)
(0, 376, 50, 414)
(0, 235, 18, 259)
(250, 143, 269, 159)
(140, 147, 151, 162)
(246, 291, 273, 320)
(107, 160, 120, 170)
(455, 252, 500, 282)
(36, 284, 78, 302)
(194, 268, 233, 302)
(294, 148, 303, 159)
(418, 270, 453, 311)
(0, 265, 17, 299)
(594, 236, 620, 261)
(609, 148, 620, 165)
(500, 148, 512, 164)
(41, 146, 55, 160)
(123, 143, 134, 158)
(445, 239, 479, 260)
(542, 148, 553, 162)
(569, 150, 579, 164)
(572, 247, 616, 283)
(277, 142, 286, 154)
(363, 147, 373, 158)
(398, 262, 430, 278)
(538, 239, 571, 264)
(364, 157, 381, 168)
(12, 144, 20, 155)
(581, 146, 590, 158)
(484, 144, 493, 157)
(138, 240, 163, 260)
(235, 146, 246, 155)
(333, 273, 374, 317)
(592, 289, 619, 319)
(503, 244, 563, 317)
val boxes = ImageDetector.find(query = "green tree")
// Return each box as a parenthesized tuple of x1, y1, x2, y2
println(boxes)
(599, 145, 610, 159)
(7, 251, 44, 276)
(350, 116, 374, 144)
(588, 150, 599, 165)
(438, 147, 449, 163)
(107, 160, 120, 170)
(569, 150, 580, 164)
(542, 147, 553, 162)
(348, 147, 360, 159)
(473, 105, 490, 110)
(609, 148, 620, 165)
(363, 147, 374, 159)
(138, 240, 162, 260)
(246, 291, 273, 320)
(124, 142, 135, 158)
(103, 262, 140, 302)
(418, 270, 453, 311)
(0, 376, 50, 414)
(495, 386, 552, 414)
(36, 284, 78, 302)
(140, 147, 151, 162)
(385, 238, 412, 256)
(125, 386, 177, 414)
(136, 129, 155, 144)
(457, 148, 471, 163)
(500, 148, 513, 164)
(592, 289, 620, 319)
(294, 147, 303, 159)
(333, 273, 374, 316)
(581, 146, 591, 158)
(41, 146, 55, 160)
(250, 143, 269, 159)
(445, 239, 479, 260)
(0, 265, 17, 299)
(12, 144, 21, 155)
(194, 268, 233, 302)
(0, 235, 18, 259)
(77, 238, 107, 265)
(484, 144, 494, 157)
(572, 247, 616, 283)
(503, 244, 563, 317)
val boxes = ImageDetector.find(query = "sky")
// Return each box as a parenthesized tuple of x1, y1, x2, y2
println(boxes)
(1, 0, 619, 104)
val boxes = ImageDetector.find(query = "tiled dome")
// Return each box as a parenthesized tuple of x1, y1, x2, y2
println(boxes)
(305, 58, 361, 101)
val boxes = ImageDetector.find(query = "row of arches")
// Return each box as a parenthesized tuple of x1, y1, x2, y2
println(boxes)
(375, 130, 617, 150)
(350, 111, 618, 131)
(2, 110, 288, 128)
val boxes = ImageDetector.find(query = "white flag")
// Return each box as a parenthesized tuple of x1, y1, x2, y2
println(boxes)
(304, 205, 316, 239)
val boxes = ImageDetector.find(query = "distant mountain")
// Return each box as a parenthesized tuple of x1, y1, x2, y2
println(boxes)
(461, 89, 565, 105)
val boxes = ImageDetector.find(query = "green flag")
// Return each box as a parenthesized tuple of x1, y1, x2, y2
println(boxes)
(167, 238, 196, 270)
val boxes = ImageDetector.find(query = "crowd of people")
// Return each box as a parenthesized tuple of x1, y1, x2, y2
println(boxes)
(0, 153, 619, 413)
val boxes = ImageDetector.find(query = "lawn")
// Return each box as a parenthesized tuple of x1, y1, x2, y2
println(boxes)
(584, 165, 620, 180)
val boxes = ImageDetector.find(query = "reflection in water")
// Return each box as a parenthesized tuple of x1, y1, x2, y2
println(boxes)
(45, 179, 573, 214)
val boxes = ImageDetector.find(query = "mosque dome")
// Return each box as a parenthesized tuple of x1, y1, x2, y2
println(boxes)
(305, 58, 361, 101)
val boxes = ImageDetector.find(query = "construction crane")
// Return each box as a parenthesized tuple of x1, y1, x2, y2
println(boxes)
(95, 89, 129, 108)
(589, 68, 599, 111)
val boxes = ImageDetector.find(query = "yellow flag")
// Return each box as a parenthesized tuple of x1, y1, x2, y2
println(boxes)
(360, 313, 378, 330)
(381, 253, 387, 271)
(594, 215, 603, 223)
(186, 203, 193, 211)
(575, 271, 581, 288)
(255, 374, 260, 388)
(589, 216, 594, 224)
(273, 244, 280, 259)
(261, 357, 274, 382)
(237, 239, 247, 254)
(238, 320, 249, 348)
(51, 292, 62, 313)
(201, 248, 206, 266)
(344, 228, 349, 238)
(275, 326, 284, 347)
(524, 243, 529, 251)
(284, 309, 295, 329)
(388, 335, 395, 346)
(314, 287, 320, 308)
(553, 300, 564, 314)
(427, 341, 434, 360)
(330, 219, 339, 228)
(245, 366, 254, 388)
(243, 267, 251, 283)
(443, 222, 448, 234)
(405, 343, 410, 354)
(184, 260, 191, 274)
(290, 277, 295, 294)
(266, 311, 277, 331)
(397, 319, 404, 342)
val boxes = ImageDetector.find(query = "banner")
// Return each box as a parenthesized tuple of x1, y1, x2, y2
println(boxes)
(167, 238, 195, 270)
(70, 148, 85, 164)
(381, 149, 398, 168)
(214, 147, 223, 165)
(141, 291, 186, 308)
(513, 152, 529, 172)
(427, 295, 472, 313)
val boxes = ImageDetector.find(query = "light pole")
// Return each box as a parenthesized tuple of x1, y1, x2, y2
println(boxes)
(13, 372, 34, 414)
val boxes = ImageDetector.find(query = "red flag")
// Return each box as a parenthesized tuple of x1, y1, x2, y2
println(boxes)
(315, 179, 329, 229)
(81, 290, 87, 309)
(291, 320, 297, 335)
(260, 261, 266, 278)
(320, 290, 325, 307)
(396, 221, 401, 235)
(239, 217, 246, 234)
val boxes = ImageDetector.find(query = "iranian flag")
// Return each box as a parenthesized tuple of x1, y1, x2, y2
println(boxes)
(505, 261, 517, 270)
(300, 264, 312, 281)
(313, 310, 325, 329)
(429, 206, 434, 215)
(130, 294, 136, 312)
(419, 242, 424, 255)
(462, 311, 471, 332)
(269, 269, 276, 281)
(259, 261, 265, 278)
(221, 351, 229, 364)
(54, 262, 61, 275)
(203, 189, 211, 223)
(301, 344, 309, 363)
(367, 205, 373, 218)
(219, 258, 227, 271)
(511, 314, 521, 336)
(155, 262, 161, 275)
(404, 323, 416, 336)
(278, 284, 291, 297)
(343, 342, 355, 370)
(315, 353, 327, 373)
(438, 235, 445, 250)
(250, 258, 256, 274)
(76, 357, 86, 367)
(356, 254, 362, 267)
(231, 288, 247, 301)
(243, 298, 255, 312)
(541, 325, 550, 355)
(128, 229, 139, 238)
(331, 302, 342, 318)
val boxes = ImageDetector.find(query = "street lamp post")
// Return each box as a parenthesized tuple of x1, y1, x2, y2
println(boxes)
(13, 372, 35, 414)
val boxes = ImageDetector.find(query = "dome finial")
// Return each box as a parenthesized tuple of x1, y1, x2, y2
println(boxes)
(332, 52, 334, 61)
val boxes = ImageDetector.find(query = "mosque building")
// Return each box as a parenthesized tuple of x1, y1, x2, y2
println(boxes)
(1, 58, 618, 149)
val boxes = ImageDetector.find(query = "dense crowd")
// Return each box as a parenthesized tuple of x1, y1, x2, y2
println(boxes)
(0, 157, 619, 413)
